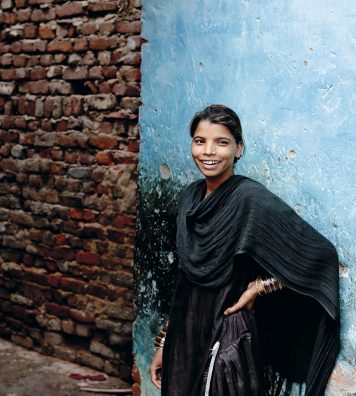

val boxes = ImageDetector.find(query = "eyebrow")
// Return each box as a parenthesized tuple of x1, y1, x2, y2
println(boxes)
(193, 135, 232, 141)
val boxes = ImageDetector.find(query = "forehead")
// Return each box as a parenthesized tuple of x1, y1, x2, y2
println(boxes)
(194, 120, 233, 138)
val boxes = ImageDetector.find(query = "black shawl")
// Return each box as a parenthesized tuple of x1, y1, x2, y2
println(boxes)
(176, 175, 339, 395)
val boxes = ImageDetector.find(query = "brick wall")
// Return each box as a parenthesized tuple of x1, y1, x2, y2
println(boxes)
(0, 0, 141, 380)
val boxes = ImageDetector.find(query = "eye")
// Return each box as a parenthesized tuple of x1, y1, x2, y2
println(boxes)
(193, 138, 204, 144)
(217, 139, 229, 145)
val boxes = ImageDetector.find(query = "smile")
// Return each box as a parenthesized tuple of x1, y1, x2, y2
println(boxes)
(201, 160, 221, 165)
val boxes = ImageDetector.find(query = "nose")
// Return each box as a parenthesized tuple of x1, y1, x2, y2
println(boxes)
(204, 141, 216, 155)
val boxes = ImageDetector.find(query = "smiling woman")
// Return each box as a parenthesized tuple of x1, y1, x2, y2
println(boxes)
(191, 120, 243, 196)
(149, 105, 340, 396)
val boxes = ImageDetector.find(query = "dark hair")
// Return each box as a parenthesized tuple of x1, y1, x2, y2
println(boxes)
(189, 104, 244, 162)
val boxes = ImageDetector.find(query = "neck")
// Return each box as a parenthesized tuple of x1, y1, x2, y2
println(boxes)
(205, 174, 234, 197)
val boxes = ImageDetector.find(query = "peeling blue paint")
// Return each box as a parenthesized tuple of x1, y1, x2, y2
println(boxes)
(136, 1, 356, 394)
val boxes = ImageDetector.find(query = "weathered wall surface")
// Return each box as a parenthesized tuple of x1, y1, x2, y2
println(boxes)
(136, 0, 355, 395)
(0, 0, 141, 380)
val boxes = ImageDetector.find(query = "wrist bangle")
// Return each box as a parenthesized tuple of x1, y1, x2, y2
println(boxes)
(155, 323, 168, 349)
(255, 276, 264, 296)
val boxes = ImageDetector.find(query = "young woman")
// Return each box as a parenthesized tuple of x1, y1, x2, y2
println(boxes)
(150, 105, 339, 396)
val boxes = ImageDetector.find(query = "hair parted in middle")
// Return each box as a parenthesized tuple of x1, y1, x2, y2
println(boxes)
(189, 104, 244, 163)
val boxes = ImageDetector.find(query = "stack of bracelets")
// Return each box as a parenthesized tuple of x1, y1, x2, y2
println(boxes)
(155, 323, 168, 350)
(155, 277, 283, 349)
(255, 275, 283, 296)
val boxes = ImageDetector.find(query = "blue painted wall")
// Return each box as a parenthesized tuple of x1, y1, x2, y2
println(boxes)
(136, 1, 356, 394)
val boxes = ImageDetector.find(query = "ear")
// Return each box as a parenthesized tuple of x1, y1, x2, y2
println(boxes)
(235, 142, 244, 160)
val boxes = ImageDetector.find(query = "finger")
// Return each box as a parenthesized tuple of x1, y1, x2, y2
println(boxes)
(150, 365, 162, 389)
(152, 377, 161, 389)
(224, 301, 243, 315)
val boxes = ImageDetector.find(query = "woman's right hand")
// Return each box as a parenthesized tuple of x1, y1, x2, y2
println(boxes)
(150, 348, 163, 389)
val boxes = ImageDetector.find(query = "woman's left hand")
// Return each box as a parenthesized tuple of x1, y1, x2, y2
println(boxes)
(224, 280, 259, 315)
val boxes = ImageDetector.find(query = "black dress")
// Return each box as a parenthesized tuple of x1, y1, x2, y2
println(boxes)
(162, 260, 263, 396)
(161, 176, 339, 396)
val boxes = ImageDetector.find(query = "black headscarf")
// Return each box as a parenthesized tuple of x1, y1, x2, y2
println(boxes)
(176, 175, 340, 395)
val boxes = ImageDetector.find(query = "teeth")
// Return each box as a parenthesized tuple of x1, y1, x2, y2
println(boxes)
(202, 160, 219, 165)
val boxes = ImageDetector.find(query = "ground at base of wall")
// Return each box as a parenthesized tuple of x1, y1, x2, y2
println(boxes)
(0, 338, 131, 396)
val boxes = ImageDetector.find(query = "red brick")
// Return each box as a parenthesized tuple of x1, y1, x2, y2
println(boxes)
(102, 66, 117, 78)
(30, 67, 47, 80)
(0, 158, 19, 173)
(89, 66, 103, 79)
(1, 69, 15, 80)
(69, 308, 94, 324)
(60, 277, 88, 293)
(113, 216, 136, 229)
(3, 12, 16, 25)
(47, 274, 61, 288)
(0, 131, 19, 143)
(87, 282, 107, 298)
(11, 305, 36, 324)
(16, 9, 31, 22)
(14, 67, 30, 79)
(11, 41, 22, 54)
(13, 54, 28, 67)
(116, 21, 141, 34)
(132, 383, 140, 396)
(89, 37, 118, 51)
(120, 66, 140, 82)
(89, 135, 118, 149)
(81, 22, 97, 35)
(49, 247, 75, 261)
(75, 251, 101, 266)
(62, 96, 83, 116)
(69, 208, 95, 221)
(56, 2, 84, 18)
(88, 1, 118, 12)
(132, 363, 141, 384)
(63, 66, 88, 80)
(48, 39, 73, 52)
(22, 40, 47, 53)
(99, 21, 114, 35)
(20, 80, 49, 94)
(98, 82, 111, 94)
(73, 38, 88, 51)
(23, 24, 38, 39)
(15, 0, 27, 8)
(45, 302, 69, 318)
(95, 152, 113, 165)
(39, 25, 55, 40)
(31, 8, 56, 22)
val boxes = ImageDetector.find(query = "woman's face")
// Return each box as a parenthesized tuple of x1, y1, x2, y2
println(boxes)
(191, 120, 243, 184)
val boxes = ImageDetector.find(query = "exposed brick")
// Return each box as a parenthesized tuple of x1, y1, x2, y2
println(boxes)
(45, 302, 69, 318)
(120, 65, 140, 82)
(63, 66, 88, 80)
(95, 152, 113, 165)
(89, 37, 118, 51)
(89, 135, 118, 149)
(116, 20, 141, 34)
(56, 2, 84, 18)
(39, 25, 55, 40)
(75, 251, 101, 266)
(69, 308, 94, 324)
(47, 39, 73, 53)
(0, 0, 139, 378)
(81, 22, 97, 35)
(88, 1, 118, 13)
(23, 24, 38, 39)
(30, 66, 47, 80)
(69, 208, 95, 221)
(60, 277, 88, 293)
